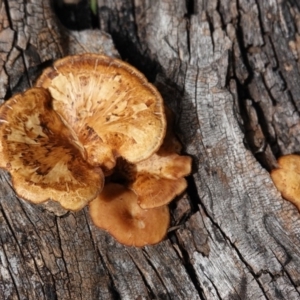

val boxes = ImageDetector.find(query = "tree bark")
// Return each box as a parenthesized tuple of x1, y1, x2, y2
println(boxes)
(1, 0, 300, 299)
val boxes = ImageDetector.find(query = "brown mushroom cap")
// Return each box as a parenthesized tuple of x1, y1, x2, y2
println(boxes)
(0, 88, 104, 210)
(131, 107, 192, 208)
(109, 106, 192, 209)
(132, 173, 188, 209)
(271, 154, 300, 211)
(136, 153, 192, 180)
(89, 183, 170, 247)
(36, 53, 166, 168)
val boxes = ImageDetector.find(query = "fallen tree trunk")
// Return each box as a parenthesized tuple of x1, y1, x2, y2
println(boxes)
(1, 0, 300, 299)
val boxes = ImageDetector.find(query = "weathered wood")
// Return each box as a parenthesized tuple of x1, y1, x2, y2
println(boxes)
(1, 0, 300, 299)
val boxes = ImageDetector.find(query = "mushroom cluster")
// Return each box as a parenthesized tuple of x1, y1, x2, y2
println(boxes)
(0, 53, 191, 246)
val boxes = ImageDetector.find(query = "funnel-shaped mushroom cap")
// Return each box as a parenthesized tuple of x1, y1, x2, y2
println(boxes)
(0, 88, 104, 210)
(36, 54, 166, 168)
(271, 154, 300, 211)
(89, 183, 170, 247)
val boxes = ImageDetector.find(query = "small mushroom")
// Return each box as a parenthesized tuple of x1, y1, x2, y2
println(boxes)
(132, 173, 188, 209)
(271, 154, 300, 211)
(111, 107, 192, 209)
(36, 53, 166, 171)
(0, 88, 103, 210)
(135, 107, 192, 208)
(89, 183, 170, 247)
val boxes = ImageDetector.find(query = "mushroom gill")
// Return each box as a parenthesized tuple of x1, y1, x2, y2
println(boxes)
(36, 53, 166, 171)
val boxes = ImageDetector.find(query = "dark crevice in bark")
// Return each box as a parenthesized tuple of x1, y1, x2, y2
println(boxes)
(1, 198, 51, 298)
(3, 76, 12, 100)
(44, 286, 57, 300)
(110, 30, 161, 83)
(172, 234, 206, 300)
(185, 0, 196, 16)
(169, 200, 191, 228)
(169, 177, 206, 298)
(141, 250, 175, 299)
(264, 216, 300, 291)
(212, 227, 269, 298)
(255, 0, 268, 36)
(185, 16, 192, 62)
(125, 252, 157, 299)
(0, 202, 27, 267)
(129, 0, 142, 50)
(84, 210, 100, 252)
(206, 14, 216, 52)
(204, 273, 223, 299)
(98, 3, 162, 82)
(270, 249, 300, 294)
(95, 249, 121, 300)
(52, 0, 90, 30)
(288, 0, 300, 11)
(232, 18, 278, 170)
(184, 0, 195, 61)
(51, 0, 96, 30)
(186, 176, 202, 215)
(3, 0, 14, 30)
(54, 217, 72, 300)
(20, 50, 33, 89)
(236, 80, 276, 170)
(12, 59, 53, 95)
(84, 210, 119, 299)
(0, 213, 22, 300)
(186, 175, 270, 298)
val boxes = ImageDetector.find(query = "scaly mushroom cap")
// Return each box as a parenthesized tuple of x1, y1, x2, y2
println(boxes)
(271, 154, 300, 211)
(0, 88, 104, 210)
(36, 53, 166, 170)
(89, 183, 170, 247)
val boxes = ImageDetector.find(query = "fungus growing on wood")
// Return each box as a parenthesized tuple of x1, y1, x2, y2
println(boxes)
(89, 183, 170, 247)
(36, 53, 166, 172)
(0, 88, 103, 210)
(131, 145, 192, 209)
(271, 154, 300, 211)
(110, 107, 192, 209)
(0, 53, 191, 246)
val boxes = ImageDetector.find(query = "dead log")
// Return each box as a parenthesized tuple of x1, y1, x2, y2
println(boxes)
(1, 0, 300, 299)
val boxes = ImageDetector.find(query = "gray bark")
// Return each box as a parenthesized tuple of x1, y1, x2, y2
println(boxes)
(1, 0, 300, 299)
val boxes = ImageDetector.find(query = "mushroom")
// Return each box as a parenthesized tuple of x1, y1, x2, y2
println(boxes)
(110, 107, 192, 209)
(0, 53, 191, 247)
(0, 88, 104, 210)
(271, 154, 300, 211)
(36, 53, 166, 172)
(89, 183, 170, 247)
(132, 173, 189, 209)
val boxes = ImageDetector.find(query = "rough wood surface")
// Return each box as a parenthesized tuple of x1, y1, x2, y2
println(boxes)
(1, 0, 300, 299)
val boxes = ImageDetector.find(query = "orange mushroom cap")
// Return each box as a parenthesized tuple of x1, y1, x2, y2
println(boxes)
(0, 88, 104, 210)
(89, 183, 170, 247)
(114, 107, 192, 209)
(36, 53, 166, 171)
(271, 154, 300, 211)
(132, 173, 188, 209)
(110, 148, 191, 209)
